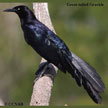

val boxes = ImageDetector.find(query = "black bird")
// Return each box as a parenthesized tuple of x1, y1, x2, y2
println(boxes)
(4, 5, 105, 104)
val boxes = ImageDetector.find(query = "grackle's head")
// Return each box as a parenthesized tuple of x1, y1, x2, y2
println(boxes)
(3, 5, 36, 21)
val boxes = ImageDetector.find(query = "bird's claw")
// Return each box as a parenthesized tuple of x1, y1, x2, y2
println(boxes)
(33, 62, 49, 84)
(33, 62, 56, 85)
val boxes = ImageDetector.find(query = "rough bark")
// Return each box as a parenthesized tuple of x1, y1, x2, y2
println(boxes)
(30, 3, 58, 106)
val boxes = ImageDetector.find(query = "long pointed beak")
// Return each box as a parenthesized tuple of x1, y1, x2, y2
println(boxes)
(3, 8, 16, 12)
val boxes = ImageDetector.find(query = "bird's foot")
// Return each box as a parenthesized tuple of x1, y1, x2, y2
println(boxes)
(33, 62, 56, 85)
(34, 62, 49, 83)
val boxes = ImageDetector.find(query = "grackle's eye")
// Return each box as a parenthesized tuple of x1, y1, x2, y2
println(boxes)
(17, 8, 20, 11)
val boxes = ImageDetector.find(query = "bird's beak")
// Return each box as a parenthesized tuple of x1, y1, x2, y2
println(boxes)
(3, 8, 16, 12)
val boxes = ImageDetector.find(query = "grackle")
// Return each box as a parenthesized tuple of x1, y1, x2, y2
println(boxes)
(4, 5, 105, 104)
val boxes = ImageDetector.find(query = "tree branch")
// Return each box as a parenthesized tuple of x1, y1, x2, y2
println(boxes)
(0, 98, 4, 106)
(30, 3, 58, 106)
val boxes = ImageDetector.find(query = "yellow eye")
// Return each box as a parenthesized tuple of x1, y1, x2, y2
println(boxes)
(17, 8, 20, 11)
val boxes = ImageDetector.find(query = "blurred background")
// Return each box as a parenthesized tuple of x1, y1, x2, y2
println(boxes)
(0, 2, 108, 106)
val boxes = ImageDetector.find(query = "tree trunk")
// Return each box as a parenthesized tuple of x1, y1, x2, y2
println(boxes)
(30, 3, 58, 106)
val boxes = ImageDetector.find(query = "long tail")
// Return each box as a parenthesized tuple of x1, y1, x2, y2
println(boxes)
(67, 52, 105, 104)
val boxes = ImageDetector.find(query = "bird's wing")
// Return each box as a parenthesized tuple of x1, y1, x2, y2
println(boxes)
(47, 30, 105, 104)
(46, 31, 84, 86)
(46, 30, 72, 62)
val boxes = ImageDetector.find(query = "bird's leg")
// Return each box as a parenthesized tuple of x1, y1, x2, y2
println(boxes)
(35, 62, 49, 79)
(34, 62, 56, 84)
(33, 62, 49, 84)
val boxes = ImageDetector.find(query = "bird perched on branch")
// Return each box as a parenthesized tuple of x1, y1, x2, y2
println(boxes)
(4, 5, 105, 104)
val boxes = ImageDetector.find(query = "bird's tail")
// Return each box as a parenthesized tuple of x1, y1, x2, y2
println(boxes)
(68, 52, 105, 104)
